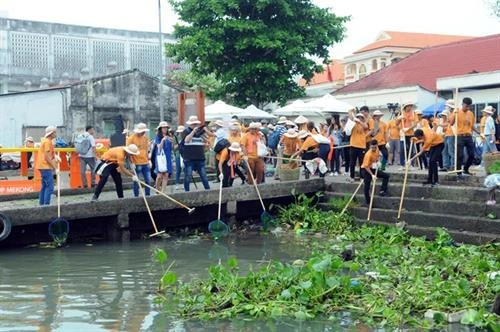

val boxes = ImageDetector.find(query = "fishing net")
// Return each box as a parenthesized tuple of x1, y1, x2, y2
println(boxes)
(208, 219, 229, 240)
(261, 211, 275, 231)
(48, 218, 69, 247)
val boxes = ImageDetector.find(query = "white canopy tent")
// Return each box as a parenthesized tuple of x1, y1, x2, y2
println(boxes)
(205, 100, 244, 120)
(273, 100, 324, 117)
(307, 94, 353, 114)
(239, 105, 276, 120)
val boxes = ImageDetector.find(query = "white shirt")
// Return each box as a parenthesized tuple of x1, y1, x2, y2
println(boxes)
(80, 132, 96, 158)
(484, 116, 496, 137)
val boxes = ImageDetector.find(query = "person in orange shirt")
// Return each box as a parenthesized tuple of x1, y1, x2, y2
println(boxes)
(279, 129, 300, 162)
(126, 123, 152, 197)
(387, 115, 401, 166)
(411, 129, 444, 186)
(413, 109, 429, 170)
(359, 106, 373, 148)
(440, 102, 456, 171)
(91, 144, 140, 201)
(368, 110, 389, 170)
(218, 142, 242, 188)
(449, 97, 479, 176)
(241, 122, 265, 184)
(396, 102, 417, 164)
(348, 110, 369, 181)
(361, 140, 390, 204)
(36, 126, 59, 205)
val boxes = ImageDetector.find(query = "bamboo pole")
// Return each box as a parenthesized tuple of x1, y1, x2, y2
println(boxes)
(454, 87, 459, 172)
(367, 167, 379, 221)
(398, 141, 413, 219)
(340, 180, 364, 217)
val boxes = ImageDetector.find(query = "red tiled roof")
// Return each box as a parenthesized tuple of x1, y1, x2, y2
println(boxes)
(354, 31, 472, 54)
(299, 60, 344, 87)
(334, 34, 500, 95)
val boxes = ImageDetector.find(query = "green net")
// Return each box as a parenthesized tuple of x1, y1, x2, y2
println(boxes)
(48, 218, 69, 247)
(208, 219, 229, 240)
(261, 211, 274, 231)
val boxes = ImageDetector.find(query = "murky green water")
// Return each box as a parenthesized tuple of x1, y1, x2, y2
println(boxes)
(0, 232, 373, 331)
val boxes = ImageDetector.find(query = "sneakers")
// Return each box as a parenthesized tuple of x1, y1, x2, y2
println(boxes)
(90, 195, 98, 203)
(174, 185, 179, 190)
(486, 200, 496, 206)
(379, 190, 389, 197)
(347, 177, 355, 183)
(334, 172, 339, 176)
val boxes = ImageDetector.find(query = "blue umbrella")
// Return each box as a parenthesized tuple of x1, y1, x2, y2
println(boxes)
(422, 101, 445, 117)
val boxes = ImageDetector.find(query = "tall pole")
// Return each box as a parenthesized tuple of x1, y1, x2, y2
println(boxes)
(158, 0, 165, 121)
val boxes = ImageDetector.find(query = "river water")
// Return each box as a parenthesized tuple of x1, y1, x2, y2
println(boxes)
(0, 232, 372, 331)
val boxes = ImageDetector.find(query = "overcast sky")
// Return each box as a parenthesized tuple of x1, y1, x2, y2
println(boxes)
(1, 0, 499, 58)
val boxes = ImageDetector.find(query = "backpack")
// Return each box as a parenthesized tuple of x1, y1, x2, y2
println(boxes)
(55, 137, 68, 148)
(267, 130, 281, 149)
(213, 138, 231, 154)
(74, 134, 92, 155)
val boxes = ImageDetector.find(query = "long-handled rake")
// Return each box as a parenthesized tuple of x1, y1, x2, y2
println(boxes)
(367, 167, 379, 221)
(139, 180, 196, 214)
(49, 164, 69, 247)
(244, 159, 274, 229)
(208, 177, 229, 240)
(132, 170, 165, 238)
(340, 180, 363, 217)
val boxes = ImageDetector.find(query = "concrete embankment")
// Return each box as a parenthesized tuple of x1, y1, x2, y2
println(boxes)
(0, 179, 324, 248)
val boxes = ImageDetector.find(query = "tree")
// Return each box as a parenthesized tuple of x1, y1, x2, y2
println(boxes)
(167, 69, 226, 100)
(167, 0, 349, 107)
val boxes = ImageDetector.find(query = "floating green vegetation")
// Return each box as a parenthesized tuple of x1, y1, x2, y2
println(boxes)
(154, 198, 500, 330)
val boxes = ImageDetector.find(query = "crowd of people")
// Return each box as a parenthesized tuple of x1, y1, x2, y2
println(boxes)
(33, 96, 499, 206)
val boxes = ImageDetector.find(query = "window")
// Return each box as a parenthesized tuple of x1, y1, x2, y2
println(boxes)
(371, 59, 378, 71)
(358, 64, 367, 78)
(103, 119, 116, 138)
(381, 61, 386, 68)
(346, 64, 356, 75)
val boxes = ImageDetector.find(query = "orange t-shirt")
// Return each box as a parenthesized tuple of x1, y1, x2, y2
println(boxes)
(350, 122, 368, 149)
(361, 148, 379, 169)
(101, 147, 127, 168)
(454, 109, 475, 135)
(365, 118, 374, 143)
(126, 135, 149, 165)
(480, 115, 487, 135)
(300, 136, 319, 152)
(228, 135, 241, 144)
(241, 132, 260, 158)
(217, 148, 241, 163)
(280, 136, 299, 155)
(387, 119, 401, 140)
(421, 129, 444, 152)
(401, 111, 416, 136)
(371, 121, 387, 145)
(36, 137, 55, 170)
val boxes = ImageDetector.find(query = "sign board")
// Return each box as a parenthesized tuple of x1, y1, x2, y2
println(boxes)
(0, 180, 41, 195)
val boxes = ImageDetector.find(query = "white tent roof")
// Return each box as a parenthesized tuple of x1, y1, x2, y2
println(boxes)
(240, 105, 276, 120)
(273, 100, 323, 117)
(205, 100, 244, 120)
(306, 94, 353, 114)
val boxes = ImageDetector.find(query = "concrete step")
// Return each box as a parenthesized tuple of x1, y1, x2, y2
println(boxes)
(325, 181, 489, 203)
(318, 203, 500, 235)
(387, 171, 484, 187)
(324, 192, 500, 218)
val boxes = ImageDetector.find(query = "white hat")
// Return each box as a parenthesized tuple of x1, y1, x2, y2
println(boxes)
(25, 136, 34, 142)
(134, 123, 150, 134)
(248, 122, 261, 129)
(284, 129, 298, 138)
(229, 125, 241, 131)
(156, 121, 169, 130)
(176, 125, 185, 133)
(298, 130, 311, 139)
(267, 124, 275, 130)
(414, 109, 422, 115)
(402, 102, 414, 110)
(294, 115, 309, 124)
(439, 110, 450, 118)
(355, 113, 365, 119)
(186, 116, 201, 125)
(44, 126, 57, 137)
(228, 142, 242, 152)
(445, 99, 455, 108)
(482, 106, 494, 115)
(373, 110, 383, 116)
(277, 116, 287, 124)
(285, 120, 296, 127)
(96, 143, 104, 149)
(123, 144, 140, 155)
(214, 120, 225, 127)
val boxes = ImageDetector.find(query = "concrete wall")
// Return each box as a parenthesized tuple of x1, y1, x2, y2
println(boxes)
(0, 89, 66, 146)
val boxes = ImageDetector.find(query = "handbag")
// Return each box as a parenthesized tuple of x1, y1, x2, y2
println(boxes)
(257, 141, 268, 157)
(156, 149, 168, 173)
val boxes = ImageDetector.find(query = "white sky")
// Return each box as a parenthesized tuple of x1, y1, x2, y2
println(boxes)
(1, 0, 499, 58)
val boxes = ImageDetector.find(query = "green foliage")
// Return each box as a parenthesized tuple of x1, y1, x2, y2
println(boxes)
(167, 0, 349, 107)
(153, 248, 177, 292)
(487, 161, 500, 174)
(156, 224, 500, 328)
(329, 195, 359, 213)
(167, 70, 226, 100)
(275, 193, 353, 235)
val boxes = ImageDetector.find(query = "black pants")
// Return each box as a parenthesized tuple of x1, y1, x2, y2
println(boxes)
(94, 162, 123, 199)
(428, 143, 444, 184)
(404, 135, 414, 163)
(362, 168, 390, 204)
(416, 143, 428, 169)
(457, 135, 475, 173)
(349, 147, 365, 179)
(378, 145, 388, 166)
(343, 146, 351, 172)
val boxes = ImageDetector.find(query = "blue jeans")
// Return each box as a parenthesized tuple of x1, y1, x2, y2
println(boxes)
(133, 164, 151, 197)
(39, 169, 54, 205)
(184, 160, 210, 192)
(444, 136, 455, 169)
(175, 154, 182, 185)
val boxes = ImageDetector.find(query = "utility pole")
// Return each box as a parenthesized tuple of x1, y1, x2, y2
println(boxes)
(158, 0, 165, 121)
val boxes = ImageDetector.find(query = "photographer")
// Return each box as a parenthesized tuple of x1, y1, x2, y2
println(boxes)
(180, 116, 214, 192)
